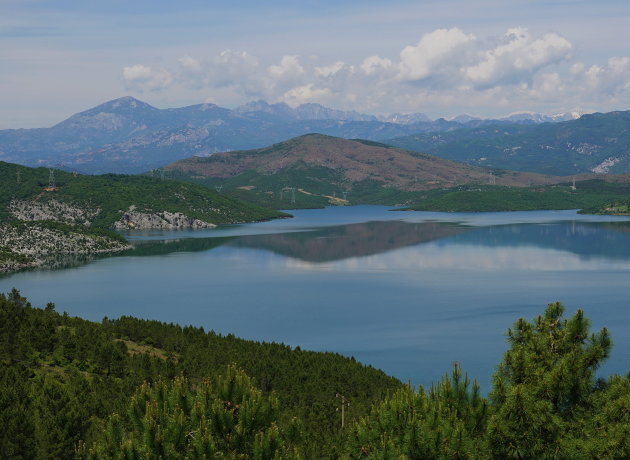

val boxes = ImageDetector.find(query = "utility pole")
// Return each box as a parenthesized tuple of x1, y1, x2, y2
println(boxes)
(336, 393, 350, 428)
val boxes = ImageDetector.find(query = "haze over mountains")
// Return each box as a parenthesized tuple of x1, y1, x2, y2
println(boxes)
(0, 96, 584, 175)
(387, 111, 630, 175)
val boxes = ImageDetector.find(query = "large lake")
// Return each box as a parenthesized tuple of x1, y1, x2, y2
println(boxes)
(2, 206, 629, 389)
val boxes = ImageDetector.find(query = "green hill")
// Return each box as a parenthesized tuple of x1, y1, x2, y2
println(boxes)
(386, 111, 630, 175)
(0, 162, 286, 228)
(162, 133, 557, 209)
(406, 180, 630, 212)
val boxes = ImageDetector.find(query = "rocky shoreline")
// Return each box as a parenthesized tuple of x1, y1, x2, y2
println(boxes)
(0, 223, 131, 273)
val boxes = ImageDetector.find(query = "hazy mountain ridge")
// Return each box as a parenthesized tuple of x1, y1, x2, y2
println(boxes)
(0, 96, 583, 174)
(386, 111, 630, 175)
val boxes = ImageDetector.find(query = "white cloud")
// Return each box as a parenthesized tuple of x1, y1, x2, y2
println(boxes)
(570, 56, 630, 98)
(268, 55, 305, 79)
(315, 61, 345, 77)
(464, 28, 572, 87)
(360, 56, 392, 75)
(121, 65, 172, 92)
(281, 84, 331, 106)
(178, 55, 202, 73)
(398, 28, 476, 81)
(115, 27, 630, 118)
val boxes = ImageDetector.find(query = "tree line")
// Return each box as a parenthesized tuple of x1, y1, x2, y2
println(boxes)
(1, 290, 628, 459)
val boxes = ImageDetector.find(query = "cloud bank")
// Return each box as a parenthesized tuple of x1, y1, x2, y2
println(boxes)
(120, 27, 630, 116)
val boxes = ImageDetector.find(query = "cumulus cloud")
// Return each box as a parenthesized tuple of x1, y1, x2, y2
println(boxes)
(117, 27, 630, 116)
(121, 64, 172, 91)
(281, 84, 331, 106)
(315, 61, 345, 77)
(360, 56, 393, 75)
(571, 56, 630, 97)
(464, 28, 572, 87)
(398, 28, 476, 81)
(268, 55, 304, 78)
(178, 55, 202, 73)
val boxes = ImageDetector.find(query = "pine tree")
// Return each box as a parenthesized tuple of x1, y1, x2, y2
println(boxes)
(344, 364, 489, 459)
(486, 302, 615, 459)
(79, 365, 304, 459)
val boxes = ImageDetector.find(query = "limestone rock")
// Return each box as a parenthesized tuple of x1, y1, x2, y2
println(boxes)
(114, 206, 216, 230)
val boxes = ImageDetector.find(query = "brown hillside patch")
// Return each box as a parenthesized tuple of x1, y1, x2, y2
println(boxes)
(166, 134, 561, 191)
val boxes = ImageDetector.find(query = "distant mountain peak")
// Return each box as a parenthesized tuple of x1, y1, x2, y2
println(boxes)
(96, 96, 156, 111)
(448, 114, 482, 123)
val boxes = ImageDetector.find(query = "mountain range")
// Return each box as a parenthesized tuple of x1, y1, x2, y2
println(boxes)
(0, 96, 583, 175)
(386, 111, 630, 175)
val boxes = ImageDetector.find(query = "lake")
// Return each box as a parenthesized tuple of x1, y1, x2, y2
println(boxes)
(2, 206, 629, 390)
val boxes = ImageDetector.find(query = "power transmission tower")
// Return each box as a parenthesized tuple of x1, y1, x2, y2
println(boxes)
(571, 176, 576, 190)
(16, 169, 21, 184)
(336, 393, 350, 428)
(215, 185, 223, 192)
(489, 171, 496, 185)
(48, 168, 56, 188)
(342, 191, 348, 200)
(281, 187, 296, 204)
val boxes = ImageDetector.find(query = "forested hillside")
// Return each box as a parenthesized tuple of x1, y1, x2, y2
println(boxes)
(0, 162, 285, 229)
(1, 291, 627, 459)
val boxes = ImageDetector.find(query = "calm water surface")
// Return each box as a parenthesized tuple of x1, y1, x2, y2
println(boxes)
(2, 206, 629, 389)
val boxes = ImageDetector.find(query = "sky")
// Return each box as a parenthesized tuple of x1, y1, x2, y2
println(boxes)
(2, 0, 630, 128)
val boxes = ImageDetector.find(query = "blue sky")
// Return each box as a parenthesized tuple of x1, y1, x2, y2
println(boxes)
(2, 0, 630, 127)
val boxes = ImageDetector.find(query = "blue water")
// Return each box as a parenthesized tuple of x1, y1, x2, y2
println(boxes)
(2, 206, 629, 390)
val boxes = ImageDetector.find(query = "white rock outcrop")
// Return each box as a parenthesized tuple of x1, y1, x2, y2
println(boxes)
(114, 206, 216, 230)
(9, 199, 99, 225)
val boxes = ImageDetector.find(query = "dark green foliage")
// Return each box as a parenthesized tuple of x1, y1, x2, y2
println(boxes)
(406, 181, 630, 212)
(0, 290, 399, 459)
(346, 303, 628, 460)
(1, 292, 628, 459)
(0, 245, 34, 265)
(0, 364, 36, 458)
(344, 364, 489, 459)
(80, 367, 303, 459)
(0, 161, 286, 228)
(486, 302, 620, 459)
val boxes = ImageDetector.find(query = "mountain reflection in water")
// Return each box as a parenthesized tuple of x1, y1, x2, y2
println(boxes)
(1, 207, 629, 390)
(229, 220, 466, 262)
